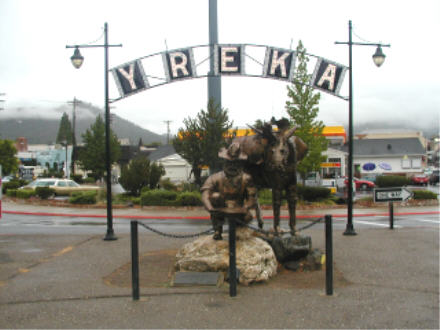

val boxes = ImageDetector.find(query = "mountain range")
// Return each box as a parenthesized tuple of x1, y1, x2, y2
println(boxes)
(0, 101, 166, 145)
(0, 101, 437, 145)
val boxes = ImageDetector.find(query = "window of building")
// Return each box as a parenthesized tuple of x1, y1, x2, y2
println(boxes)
(412, 158, 421, 168)
(402, 158, 411, 169)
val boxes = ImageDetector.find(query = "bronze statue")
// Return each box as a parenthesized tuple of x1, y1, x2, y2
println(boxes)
(231, 118, 308, 235)
(201, 142, 258, 240)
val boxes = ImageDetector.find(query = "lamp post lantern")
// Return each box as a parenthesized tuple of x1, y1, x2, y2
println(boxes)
(66, 22, 122, 241)
(336, 20, 390, 236)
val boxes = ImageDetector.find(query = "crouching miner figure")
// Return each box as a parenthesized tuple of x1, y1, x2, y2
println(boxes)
(201, 142, 257, 240)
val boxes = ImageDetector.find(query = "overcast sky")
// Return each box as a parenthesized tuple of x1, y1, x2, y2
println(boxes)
(0, 0, 439, 136)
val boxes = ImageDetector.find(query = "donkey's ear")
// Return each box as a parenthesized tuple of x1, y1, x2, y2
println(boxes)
(294, 136, 308, 162)
(248, 125, 263, 136)
(284, 126, 297, 139)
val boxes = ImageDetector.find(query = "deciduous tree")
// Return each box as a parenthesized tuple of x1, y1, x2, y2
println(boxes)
(285, 41, 328, 182)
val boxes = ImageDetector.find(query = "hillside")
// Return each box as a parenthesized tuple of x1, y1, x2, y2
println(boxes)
(0, 102, 166, 145)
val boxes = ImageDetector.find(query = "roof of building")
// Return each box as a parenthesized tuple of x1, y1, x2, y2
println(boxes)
(148, 144, 177, 162)
(341, 138, 426, 156)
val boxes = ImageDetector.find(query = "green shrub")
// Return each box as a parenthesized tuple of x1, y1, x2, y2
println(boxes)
(141, 189, 178, 206)
(83, 177, 96, 184)
(178, 182, 199, 192)
(160, 178, 177, 191)
(113, 193, 140, 206)
(72, 174, 84, 184)
(2, 180, 21, 194)
(258, 189, 273, 205)
(376, 175, 411, 188)
(69, 191, 97, 204)
(35, 187, 55, 199)
(297, 185, 331, 201)
(140, 186, 150, 194)
(6, 189, 17, 197)
(413, 190, 437, 200)
(175, 191, 202, 206)
(16, 189, 36, 199)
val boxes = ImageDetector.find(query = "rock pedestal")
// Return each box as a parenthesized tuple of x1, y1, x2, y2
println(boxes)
(175, 227, 277, 285)
(265, 234, 324, 272)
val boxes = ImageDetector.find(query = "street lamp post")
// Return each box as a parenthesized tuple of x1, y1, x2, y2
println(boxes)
(66, 22, 122, 241)
(335, 20, 390, 236)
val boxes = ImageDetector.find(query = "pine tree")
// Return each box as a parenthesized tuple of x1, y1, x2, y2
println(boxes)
(197, 99, 233, 173)
(173, 99, 233, 185)
(173, 117, 204, 186)
(78, 115, 121, 180)
(285, 41, 328, 181)
(0, 139, 18, 175)
(56, 112, 73, 144)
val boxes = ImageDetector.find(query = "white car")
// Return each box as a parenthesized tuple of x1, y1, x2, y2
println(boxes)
(22, 178, 101, 195)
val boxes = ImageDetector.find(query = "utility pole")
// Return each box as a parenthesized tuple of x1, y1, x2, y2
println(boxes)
(208, 0, 221, 108)
(163, 120, 172, 145)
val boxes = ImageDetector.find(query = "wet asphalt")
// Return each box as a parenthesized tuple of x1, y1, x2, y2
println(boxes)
(0, 201, 438, 329)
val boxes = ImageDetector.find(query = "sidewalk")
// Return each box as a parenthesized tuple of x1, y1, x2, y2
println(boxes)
(0, 201, 439, 328)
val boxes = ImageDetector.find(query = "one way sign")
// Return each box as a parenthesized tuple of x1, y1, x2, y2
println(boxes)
(374, 187, 414, 203)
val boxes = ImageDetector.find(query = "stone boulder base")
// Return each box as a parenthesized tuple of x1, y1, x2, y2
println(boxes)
(175, 228, 277, 285)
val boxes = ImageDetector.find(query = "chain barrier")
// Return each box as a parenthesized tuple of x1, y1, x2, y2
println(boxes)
(297, 217, 324, 232)
(235, 216, 324, 236)
(138, 221, 214, 239)
(136, 216, 323, 239)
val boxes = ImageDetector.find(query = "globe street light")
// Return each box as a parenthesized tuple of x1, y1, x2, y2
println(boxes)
(335, 20, 390, 236)
(66, 23, 122, 241)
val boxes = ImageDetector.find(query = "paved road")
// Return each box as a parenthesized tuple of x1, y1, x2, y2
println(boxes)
(0, 202, 438, 328)
(0, 210, 438, 235)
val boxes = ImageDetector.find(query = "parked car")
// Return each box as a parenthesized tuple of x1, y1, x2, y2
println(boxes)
(21, 178, 101, 196)
(410, 174, 429, 186)
(429, 170, 439, 185)
(343, 177, 376, 190)
(1, 175, 15, 183)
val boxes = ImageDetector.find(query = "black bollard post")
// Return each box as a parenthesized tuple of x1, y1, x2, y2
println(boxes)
(389, 202, 394, 230)
(228, 215, 237, 297)
(325, 215, 333, 296)
(130, 220, 140, 301)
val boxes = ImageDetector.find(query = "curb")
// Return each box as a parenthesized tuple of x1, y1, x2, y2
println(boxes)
(3, 209, 439, 220)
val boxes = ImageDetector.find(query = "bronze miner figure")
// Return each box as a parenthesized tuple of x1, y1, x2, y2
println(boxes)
(201, 143, 258, 240)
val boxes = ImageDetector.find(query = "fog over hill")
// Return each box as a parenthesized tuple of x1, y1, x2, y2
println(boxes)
(0, 101, 166, 145)
(0, 100, 437, 145)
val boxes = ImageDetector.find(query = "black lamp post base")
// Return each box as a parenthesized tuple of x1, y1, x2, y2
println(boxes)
(343, 225, 357, 236)
(104, 231, 118, 241)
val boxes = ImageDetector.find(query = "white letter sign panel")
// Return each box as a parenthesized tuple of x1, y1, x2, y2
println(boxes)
(111, 60, 150, 98)
(215, 44, 244, 75)
(110, 43, 348, 101)
(311, 58, 346, 95)
(263, 47, 296, 81)
(162, 48, 196, 82)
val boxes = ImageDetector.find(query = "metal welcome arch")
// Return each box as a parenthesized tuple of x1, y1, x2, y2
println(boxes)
(109, 43, 347, 103)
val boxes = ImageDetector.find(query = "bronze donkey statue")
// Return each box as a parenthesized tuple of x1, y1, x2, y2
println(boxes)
(230, 118, 308, 235)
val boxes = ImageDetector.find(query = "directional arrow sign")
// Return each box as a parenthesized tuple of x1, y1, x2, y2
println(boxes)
(374, 187, 414, 203)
